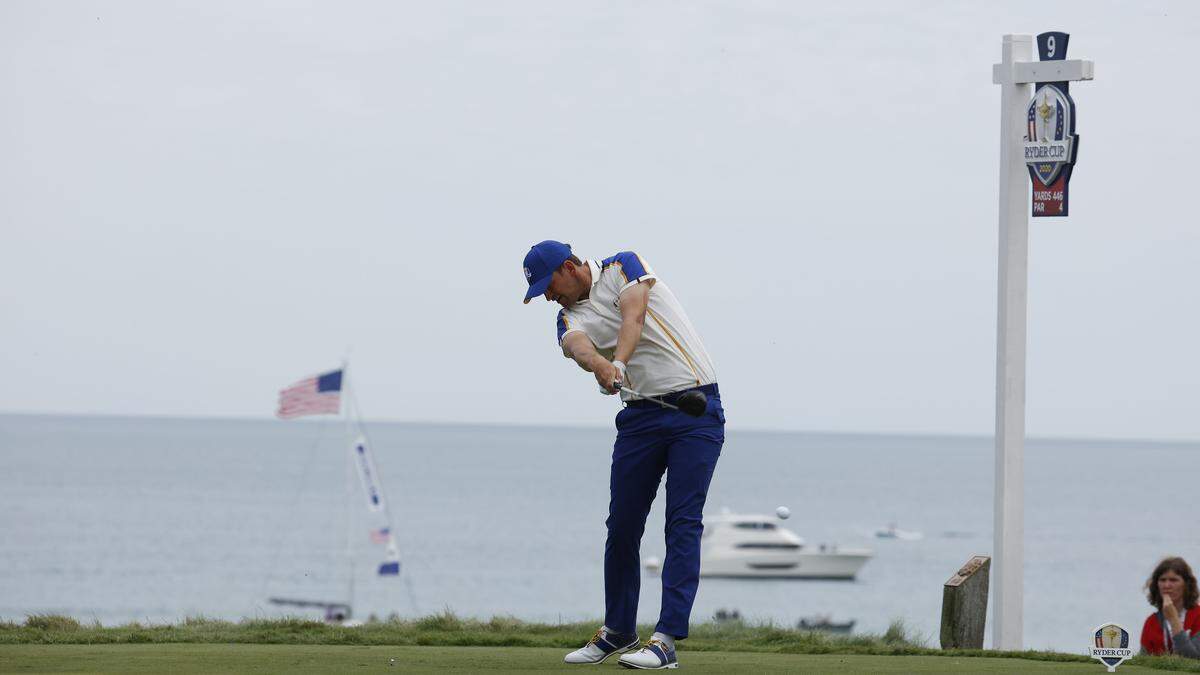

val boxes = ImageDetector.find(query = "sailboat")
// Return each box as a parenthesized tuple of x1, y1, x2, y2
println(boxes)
(268, 365, 402, 624)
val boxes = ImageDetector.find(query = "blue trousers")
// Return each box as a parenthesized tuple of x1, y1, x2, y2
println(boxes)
(604, 385, 724, 639)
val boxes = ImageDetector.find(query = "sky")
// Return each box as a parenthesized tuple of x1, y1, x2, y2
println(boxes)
(1, 1, 1196, 439)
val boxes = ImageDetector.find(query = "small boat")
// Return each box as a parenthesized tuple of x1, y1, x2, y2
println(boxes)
(797, 614, 855, 634)
(874, 522, 923, 540)
(646, 512, 872, 580)
(712, 608, 742, 623)
(267, 598, 354, 625)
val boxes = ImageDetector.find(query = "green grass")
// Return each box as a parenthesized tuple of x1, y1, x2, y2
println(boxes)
(2, 614, 1199, 672)
(0, 645, 1179, 673)
(6, 612, 935, 651)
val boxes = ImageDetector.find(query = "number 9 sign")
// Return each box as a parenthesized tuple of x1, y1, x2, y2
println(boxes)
(1037, 31, 1069, 62)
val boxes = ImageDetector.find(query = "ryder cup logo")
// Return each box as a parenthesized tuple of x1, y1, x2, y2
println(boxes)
(523, 267, 532, 280)
(1089, 623, 1132, 672)
(1024, 84, 1076, 186)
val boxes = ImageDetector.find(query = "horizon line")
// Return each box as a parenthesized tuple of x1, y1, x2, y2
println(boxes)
(1, 409, 1196, 446)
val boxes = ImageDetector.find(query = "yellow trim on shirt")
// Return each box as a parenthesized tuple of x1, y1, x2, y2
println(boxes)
(633, 253, 650, 276)
(558, 312, 577, 346)
(647, 308, 701, 385)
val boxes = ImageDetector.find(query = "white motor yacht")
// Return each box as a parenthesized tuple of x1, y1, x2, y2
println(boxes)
(646, 513, 872, 580)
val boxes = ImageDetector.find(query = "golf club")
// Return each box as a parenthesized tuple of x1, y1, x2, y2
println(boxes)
(617, 385, 708, 417)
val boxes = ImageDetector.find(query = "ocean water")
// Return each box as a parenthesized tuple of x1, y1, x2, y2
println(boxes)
(0, 413, 1195, 652)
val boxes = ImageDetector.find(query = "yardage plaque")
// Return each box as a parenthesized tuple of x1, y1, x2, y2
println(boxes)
(1025, 32, 1081, 217)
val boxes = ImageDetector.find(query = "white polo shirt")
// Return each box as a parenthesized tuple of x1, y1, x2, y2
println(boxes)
(556, 252, 717, 400)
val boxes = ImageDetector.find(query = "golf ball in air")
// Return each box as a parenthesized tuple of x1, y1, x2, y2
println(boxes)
(776, 506, 790, 520)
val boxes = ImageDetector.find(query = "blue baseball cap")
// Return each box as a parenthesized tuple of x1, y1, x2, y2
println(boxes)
(522, 240, 572, 303)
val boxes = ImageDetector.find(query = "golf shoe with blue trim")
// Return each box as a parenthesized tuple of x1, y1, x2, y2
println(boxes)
(563, 626, 640, 664)
(618, 638, 679, 669)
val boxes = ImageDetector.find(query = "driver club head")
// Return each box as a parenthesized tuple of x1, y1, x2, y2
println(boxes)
(676, 390, 708, 417)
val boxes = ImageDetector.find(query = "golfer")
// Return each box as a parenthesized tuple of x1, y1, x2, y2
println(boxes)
(522, 240, 724, 669)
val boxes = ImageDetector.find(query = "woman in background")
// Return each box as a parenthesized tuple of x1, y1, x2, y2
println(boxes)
(1141, 557, 1200, 657)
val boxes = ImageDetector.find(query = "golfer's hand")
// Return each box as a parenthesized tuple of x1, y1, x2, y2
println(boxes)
(593, 359, 621, 395)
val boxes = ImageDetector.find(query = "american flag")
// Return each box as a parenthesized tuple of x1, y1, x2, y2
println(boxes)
(276, 369, 343, 419)
(369, 527, 391, 544)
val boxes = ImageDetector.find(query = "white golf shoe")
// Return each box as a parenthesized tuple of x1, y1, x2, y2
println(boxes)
(563, 626, 640, 664)
(618, 638, 679, 669)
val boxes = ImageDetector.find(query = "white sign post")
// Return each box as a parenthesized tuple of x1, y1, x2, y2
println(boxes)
(990, 34, 1093, 651)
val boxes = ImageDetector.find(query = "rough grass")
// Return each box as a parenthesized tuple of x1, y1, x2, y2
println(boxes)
(22, 614, 83, 632)
(2, 613, 1199, 672)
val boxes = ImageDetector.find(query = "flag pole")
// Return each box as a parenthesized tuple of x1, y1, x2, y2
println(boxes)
(343, 360, 403, 578)
(341, 358, 355, 616)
